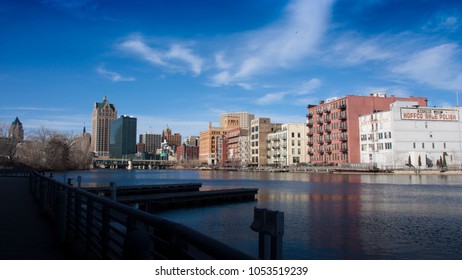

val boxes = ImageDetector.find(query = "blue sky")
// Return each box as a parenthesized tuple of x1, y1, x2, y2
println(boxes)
(1, 0, 462, 137)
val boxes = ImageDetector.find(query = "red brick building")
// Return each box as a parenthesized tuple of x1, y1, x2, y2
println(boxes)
(307, 93, 427, 165)
(176, 144, 199, 161)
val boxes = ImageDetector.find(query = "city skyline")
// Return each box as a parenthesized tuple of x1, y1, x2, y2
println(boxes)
(1, 0, 462, 137)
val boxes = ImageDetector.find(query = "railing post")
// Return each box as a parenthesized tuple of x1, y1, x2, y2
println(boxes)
(86, 200, 94, 255)
(250, 207, 284, 260)
(33, 176, 41, 202)
(101, 205, 110, 259)
(123, 230, 152, 260)
(39, 179, 48, 215)
(55, 189, 68, 244)
(110, 182, 117, 201)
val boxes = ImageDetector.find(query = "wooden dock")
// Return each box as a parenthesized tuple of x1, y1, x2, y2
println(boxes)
(118, 188, 259, 212)
(83, 183, 202, 197)
(83, 183, 258, 212)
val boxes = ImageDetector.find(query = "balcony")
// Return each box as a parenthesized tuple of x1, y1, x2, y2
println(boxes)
(307, 130, 314, 137)
(316, 108, 323, 115)
(325, 146, 332, 154)
(324, 136, 332, 144)
(339, 112, 347, 120)
(340, 146, 348, 153)
(324, 126, 331, 133)
(324, 106, 331, 113)
(308, 140, 314, 146)
(316, 117, 323, 125)
(306, 112, 314, 118)
(307, 120, 314, 127)
(308, 149, 314, 155)
(318, 139, 324, 145)
(316, 127, 324, 135)
(339, 103, 346, 110)
(340, 133, 348, 142)
(323, 116, 331, 123)
(319, 147, 325, 154)
(340, 121, 347, 131)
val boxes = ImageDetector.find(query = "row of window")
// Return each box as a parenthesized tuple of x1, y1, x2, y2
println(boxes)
(413, 142, 447, 149)
(361, 142, 393, 151)
(360, 132, 392, 141)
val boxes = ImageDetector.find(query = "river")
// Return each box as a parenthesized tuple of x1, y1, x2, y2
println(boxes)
(57, 169, 462, 260)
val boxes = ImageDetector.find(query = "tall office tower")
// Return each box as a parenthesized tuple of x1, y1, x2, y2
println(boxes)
(220, 112, 255, 129)
(109, 115, 137, 158)
(8, 117, 24, 143)
(139, 132, 162, 153)
(91, 96, 117, 158)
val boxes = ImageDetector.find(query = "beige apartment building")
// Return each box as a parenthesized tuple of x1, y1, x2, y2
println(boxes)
(250, 118, 281, 166)
(91, 96, 117, 158)
(268, 123, 308, 166)
(199, 122, 227, 166)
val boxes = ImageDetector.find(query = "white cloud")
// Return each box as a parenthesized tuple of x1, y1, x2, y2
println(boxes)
(423, 15, 460, 32)
(118, 35, 203, 76)
(96, 65, 135, 82)
(211, 0, 333, 87)
(391, 44, 462, 91)
(257, 78, 322, 105)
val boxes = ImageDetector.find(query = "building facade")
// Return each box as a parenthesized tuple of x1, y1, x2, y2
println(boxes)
(220, 112, 255, 129)
(199, 123, 227, 165)
(184, 136, 200, 147)
(225, 127, 249, 167)
(139, 132, 162, 153)
(359, 101, 462, 169)
(162, 127, 182, 149)
(109, 115, 137, 158)
(307, 93, 427, 165)
(250, 118, 281, 166)
(268, 123, 308, 166)
(176, 144, 199, 161)
(92, 96, 117, 158)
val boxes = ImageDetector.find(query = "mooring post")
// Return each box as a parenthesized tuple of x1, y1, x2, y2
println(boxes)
(110, 181, 117, 201)
(250, 207, 284, 260)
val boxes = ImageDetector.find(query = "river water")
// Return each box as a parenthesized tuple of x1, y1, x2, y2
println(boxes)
(58, 169, 462, 260)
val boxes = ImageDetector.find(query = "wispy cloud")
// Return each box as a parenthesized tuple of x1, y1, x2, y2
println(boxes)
(423, 15, 460, 33)
(391, 44, 462, 91)
(210, 0, 333, 87)
(96, 65, 135, 82)
(257, 78, 322, 105)
(118, 35, 203, 76)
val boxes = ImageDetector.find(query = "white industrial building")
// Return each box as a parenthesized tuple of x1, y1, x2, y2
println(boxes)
(359, 101, 462, 170)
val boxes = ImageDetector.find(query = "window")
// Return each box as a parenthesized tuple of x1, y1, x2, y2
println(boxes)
(369, 144, 374, 151)
(389, 132, 392, 138)
(361, 144, 367, 151)
(298, 140, 301, 146)
(425, 122, 428, 128)
(377, 143, 384, 150)
(298, 148, 301, 155)
(385, 142, 392, 149)
(413, 143, 416, 149)
(298, 132, 301, 138)
(432, 143, 435, 149)
(444, 143, 447, 149)
(292, 132, 295, 137)
(361, 134, 367, 141)
(422, 143, 425, 149)
(291, 140, 295, 146)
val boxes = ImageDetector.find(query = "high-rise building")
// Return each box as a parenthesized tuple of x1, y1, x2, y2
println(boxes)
(139, 132, 162, 153)
(9, 117, 24, 143)
(306, 93, 427, 165)
(250, 118, 281, 166)
(225, 127, 249, 166)
(109, 115, 137, 158)
(91, 97, 117, 158)
(220, 112, 255, 129)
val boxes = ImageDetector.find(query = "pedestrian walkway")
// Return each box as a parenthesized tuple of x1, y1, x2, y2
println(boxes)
(0, 176, 71, 259)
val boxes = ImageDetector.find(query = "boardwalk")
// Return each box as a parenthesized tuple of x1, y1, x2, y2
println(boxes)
(0, 176, 70, 259)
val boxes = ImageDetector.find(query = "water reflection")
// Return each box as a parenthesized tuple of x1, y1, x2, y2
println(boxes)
(58, 169, 462, 259)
